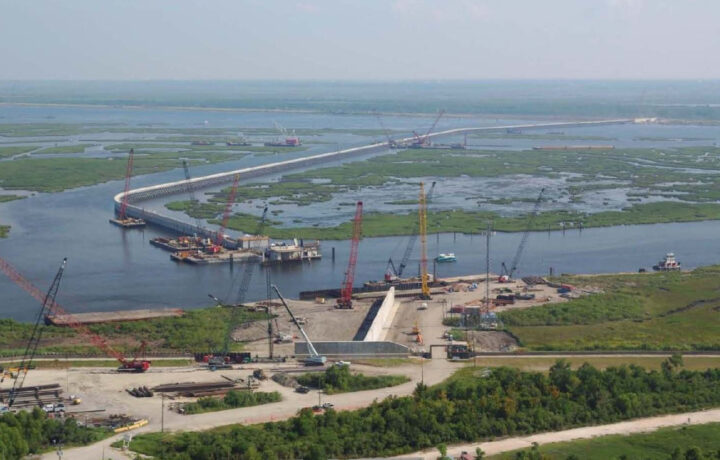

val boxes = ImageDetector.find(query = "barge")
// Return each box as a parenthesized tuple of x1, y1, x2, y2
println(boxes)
(263, 240, 321, 264)
(109, 217, 146, 229)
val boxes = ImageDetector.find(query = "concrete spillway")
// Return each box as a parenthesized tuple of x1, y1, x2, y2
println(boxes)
(113, 118, 634, 237)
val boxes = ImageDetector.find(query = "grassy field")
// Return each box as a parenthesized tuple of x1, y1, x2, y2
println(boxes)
(500, 266, 720, 351)
(0, 358, 194, 368)
(489, 423, 720, 459)
(0, 306, 268, 357)
(35, 144, 95, 154)
(0, 150, 244, 192)
(464, 356, 720, 373)
(0, 145, 36, 158)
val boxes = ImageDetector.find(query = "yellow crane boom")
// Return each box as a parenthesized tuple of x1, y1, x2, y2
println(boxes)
(419, 182, 431, 300)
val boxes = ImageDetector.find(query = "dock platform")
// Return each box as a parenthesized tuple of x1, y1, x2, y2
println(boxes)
(46, 308, 184, 326)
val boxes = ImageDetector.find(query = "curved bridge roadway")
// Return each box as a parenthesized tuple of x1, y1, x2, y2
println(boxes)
(114, 118, 634, 239)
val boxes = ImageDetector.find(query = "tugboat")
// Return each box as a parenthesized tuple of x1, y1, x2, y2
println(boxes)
(435, 253, 457, 263)
(653, 253, 681, 271)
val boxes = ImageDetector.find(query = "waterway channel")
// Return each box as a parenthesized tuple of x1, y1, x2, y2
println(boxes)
(2, 105, 720, 321)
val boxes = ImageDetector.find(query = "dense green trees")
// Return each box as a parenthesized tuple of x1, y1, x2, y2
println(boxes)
(296, 365, 409, 394)
(183, 390, 281, 414)
(0, 408, 108, 459)
(129, 360, 720, 459)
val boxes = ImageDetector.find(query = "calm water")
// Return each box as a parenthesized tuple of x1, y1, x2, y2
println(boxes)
(2, 104, 720, 321)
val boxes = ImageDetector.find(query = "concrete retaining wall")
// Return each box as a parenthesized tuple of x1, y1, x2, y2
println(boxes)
(294, 341, 409, 358)
(364, 287, 395, 342)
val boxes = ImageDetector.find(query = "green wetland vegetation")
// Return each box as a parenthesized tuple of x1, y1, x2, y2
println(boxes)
(0, 151, 245, 192)
(126, 359, 720, 459)
(491, 423, 720, 459)
(296, 365, 409, 394)
(181, 390, 282, 415)
(0, 306, 267, 357)
(170, 145, 720, 239)
(500, 266, 720, 351)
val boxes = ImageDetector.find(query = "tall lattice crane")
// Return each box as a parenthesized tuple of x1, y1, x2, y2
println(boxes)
(214, 173, 241, 249)
(419, 183, 431, 299)
(110, 149, 146, 228)
(7, 258, 66, 407)
(385, 181, 436, 281)
(0, 257, 151, 374)
(499, 188, 546, 282)
(337, 201, 363, 309)
(411, 110, 445, 147)
(207, 207, 269, 368)
(373, 111, 397, 149)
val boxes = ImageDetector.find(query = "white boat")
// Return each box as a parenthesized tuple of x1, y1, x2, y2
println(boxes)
(653, 252, 681, 271)
(436, 253, 457, 263)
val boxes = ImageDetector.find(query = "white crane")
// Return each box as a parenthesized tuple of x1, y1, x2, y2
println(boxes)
(272, 285, 326, 366)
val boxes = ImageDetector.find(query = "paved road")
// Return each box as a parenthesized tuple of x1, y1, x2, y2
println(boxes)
(395, 408, 720, 459)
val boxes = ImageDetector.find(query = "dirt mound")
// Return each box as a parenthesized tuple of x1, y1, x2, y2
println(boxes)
(271, 372, 298, 388)
(471, 331, 518, 352)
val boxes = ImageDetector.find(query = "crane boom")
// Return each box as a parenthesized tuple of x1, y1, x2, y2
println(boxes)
(337, 201, 363, 309)
(422, 109, 445, 145)
(501, 188, 546, 281)
(0, 257, 150, 372)
(387, 181, 436, 280)
(216, 173, 240, 247)
(118, 149, 135, 220)
(208, 207, 270, 367)
(273, 285, 325, 365)
(374, 111, 396, 148)
(7, 258, 66, 407)
(419, 182, 431, 299)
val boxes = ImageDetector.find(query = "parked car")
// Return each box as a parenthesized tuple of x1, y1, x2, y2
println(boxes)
(295, 386, 310, 394)
(321, 402, 334, 410)
(54, 403, 66, 413)
(334, 361, 351, 368)
(42, 404, 55, 413)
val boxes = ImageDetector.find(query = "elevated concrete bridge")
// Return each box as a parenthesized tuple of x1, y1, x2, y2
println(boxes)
(114, 118, 634, 240)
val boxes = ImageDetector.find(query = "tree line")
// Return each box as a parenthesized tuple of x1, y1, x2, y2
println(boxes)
(0, 408, 107, 460)
(128, 358, 720, 459)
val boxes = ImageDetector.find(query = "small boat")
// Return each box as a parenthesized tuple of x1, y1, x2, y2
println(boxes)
(436, 253, 457, 263)
(653, 252, 681, 271)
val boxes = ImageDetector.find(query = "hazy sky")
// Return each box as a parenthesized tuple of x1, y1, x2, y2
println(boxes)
(1, 0, 718, 80)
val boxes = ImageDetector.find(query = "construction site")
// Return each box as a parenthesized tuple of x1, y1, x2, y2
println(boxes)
(0, 117, 634, 457)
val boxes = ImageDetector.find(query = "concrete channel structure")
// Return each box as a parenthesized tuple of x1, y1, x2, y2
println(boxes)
(113, 118, 634, 240)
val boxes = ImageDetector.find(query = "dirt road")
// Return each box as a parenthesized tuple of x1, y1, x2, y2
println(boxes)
(37, 359, 455, 459)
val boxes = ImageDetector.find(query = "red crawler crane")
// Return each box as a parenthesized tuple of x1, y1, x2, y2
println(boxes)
(118, 148, 135, 220)
(0, 257, 151, 372)
(213, 173, 241, 251)
(110, 148, 146, 228)
(337, 201, 363, 309)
